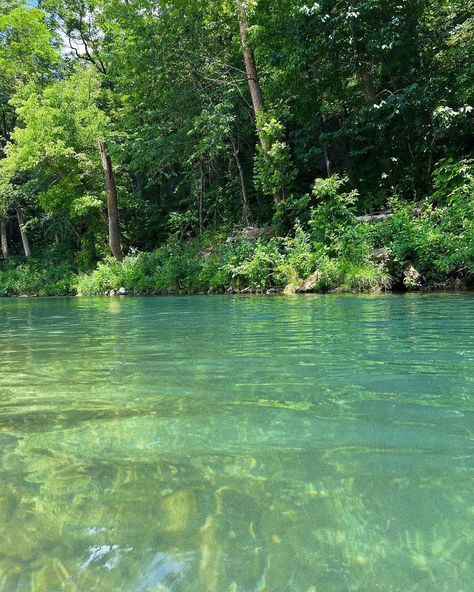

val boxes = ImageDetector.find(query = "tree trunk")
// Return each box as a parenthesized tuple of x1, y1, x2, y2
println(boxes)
(98, 140, 124, 261)
(357, 67, 378, 105)
(323, 143, 331, 178)
(198, 165, 204, 235)
(237, 8, 265, 127)
(0, 219, 8, 259)
(17, 211, 31, 257)
(236, 2, 283, 203)
(16, 210, 31, 257)
(356, 212, 392, 223)
(231, 138, 249, 225)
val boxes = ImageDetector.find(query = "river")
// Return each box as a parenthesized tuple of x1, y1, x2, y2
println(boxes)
(0, 295, 473, 591)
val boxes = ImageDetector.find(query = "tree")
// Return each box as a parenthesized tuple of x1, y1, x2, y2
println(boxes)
(0, 0, 61, 256)
(0, 68, 110, 259)
(99, 140, 124, 261)
(235, 0, 289, 202)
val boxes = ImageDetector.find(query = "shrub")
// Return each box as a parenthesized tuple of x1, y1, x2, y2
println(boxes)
(308, 176, 373, 263)
(277, 224, 318, 287)
(368, 162, 474, 282)
(230, 239, 283, 291)
(0, 258, 75, 296)
(313, 257, 391, 293)
(8, 159, 473, 298)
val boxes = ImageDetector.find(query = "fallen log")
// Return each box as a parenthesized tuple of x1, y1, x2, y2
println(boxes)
(357, 212, 392, 223)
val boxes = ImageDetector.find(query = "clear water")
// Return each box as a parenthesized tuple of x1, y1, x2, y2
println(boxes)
(0, 295, 473, 592)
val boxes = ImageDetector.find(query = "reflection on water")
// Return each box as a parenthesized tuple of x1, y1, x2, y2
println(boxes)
(0, 294, 473, 591)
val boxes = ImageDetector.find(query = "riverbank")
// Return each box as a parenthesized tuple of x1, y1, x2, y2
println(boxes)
(1, 229, 472, 298)
(3, 170, 473, 298)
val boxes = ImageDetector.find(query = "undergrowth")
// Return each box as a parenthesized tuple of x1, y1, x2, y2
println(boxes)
(2, 165, 473, 297)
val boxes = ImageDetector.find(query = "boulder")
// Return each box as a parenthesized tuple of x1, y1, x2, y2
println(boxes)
(403, 263, 422, 288)
(118, 286, 127, 296)
(226, 225, 272, 244)
(372, 247, 392, 262)
(296, 269, 321, 294)
(294, 270, 322, 293)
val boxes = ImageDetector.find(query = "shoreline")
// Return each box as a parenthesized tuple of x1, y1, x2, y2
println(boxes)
(1, 243, 472, 299)
(2, 286, 474, 300)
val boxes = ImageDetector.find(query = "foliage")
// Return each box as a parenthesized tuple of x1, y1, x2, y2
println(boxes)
(368, 160, 474, 282)
(0, 0, 472, 293)
(311, 257, 391, 293)
(0, 257, 75, 296)
(309, 176, 365, 257)
(0, 5, 60, 82)
(4, 73, 106, 191)
(277, 223, 318, 286)
(75, 224, 391, 296)
(254, 113, 296, 197)
(431, 157, 474, 204)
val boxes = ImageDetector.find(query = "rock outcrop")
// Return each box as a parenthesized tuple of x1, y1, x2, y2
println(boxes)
(403, 263, 422, 288)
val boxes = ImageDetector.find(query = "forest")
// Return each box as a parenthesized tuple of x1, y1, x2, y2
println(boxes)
(0, 0, 473, 296)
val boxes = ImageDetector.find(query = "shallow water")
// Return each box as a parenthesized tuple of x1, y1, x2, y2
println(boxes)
(0, 294, 473, 592)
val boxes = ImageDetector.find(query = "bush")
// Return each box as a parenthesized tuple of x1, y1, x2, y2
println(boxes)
(313, 257, 391, 293)
(0, 258, 76, 296)
(309, 176, 374, 262)
(230, 239, 283, 291)
(276, 224, 318, 287)
(370, 202, 472, 283)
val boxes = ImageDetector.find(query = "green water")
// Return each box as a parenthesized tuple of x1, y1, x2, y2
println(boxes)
(0, 295, 473, 592)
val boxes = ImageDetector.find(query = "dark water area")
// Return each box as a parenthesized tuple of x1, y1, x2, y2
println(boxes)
(0, 294, 473, 591)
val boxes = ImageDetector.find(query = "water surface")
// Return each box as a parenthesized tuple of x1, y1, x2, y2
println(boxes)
(0, 295, 473, 591)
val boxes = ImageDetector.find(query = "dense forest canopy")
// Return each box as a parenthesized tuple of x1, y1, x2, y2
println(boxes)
(0, 0, 472, 295)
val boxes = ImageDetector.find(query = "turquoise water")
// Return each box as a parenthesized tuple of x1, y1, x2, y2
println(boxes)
(0, 294, 473, 592)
